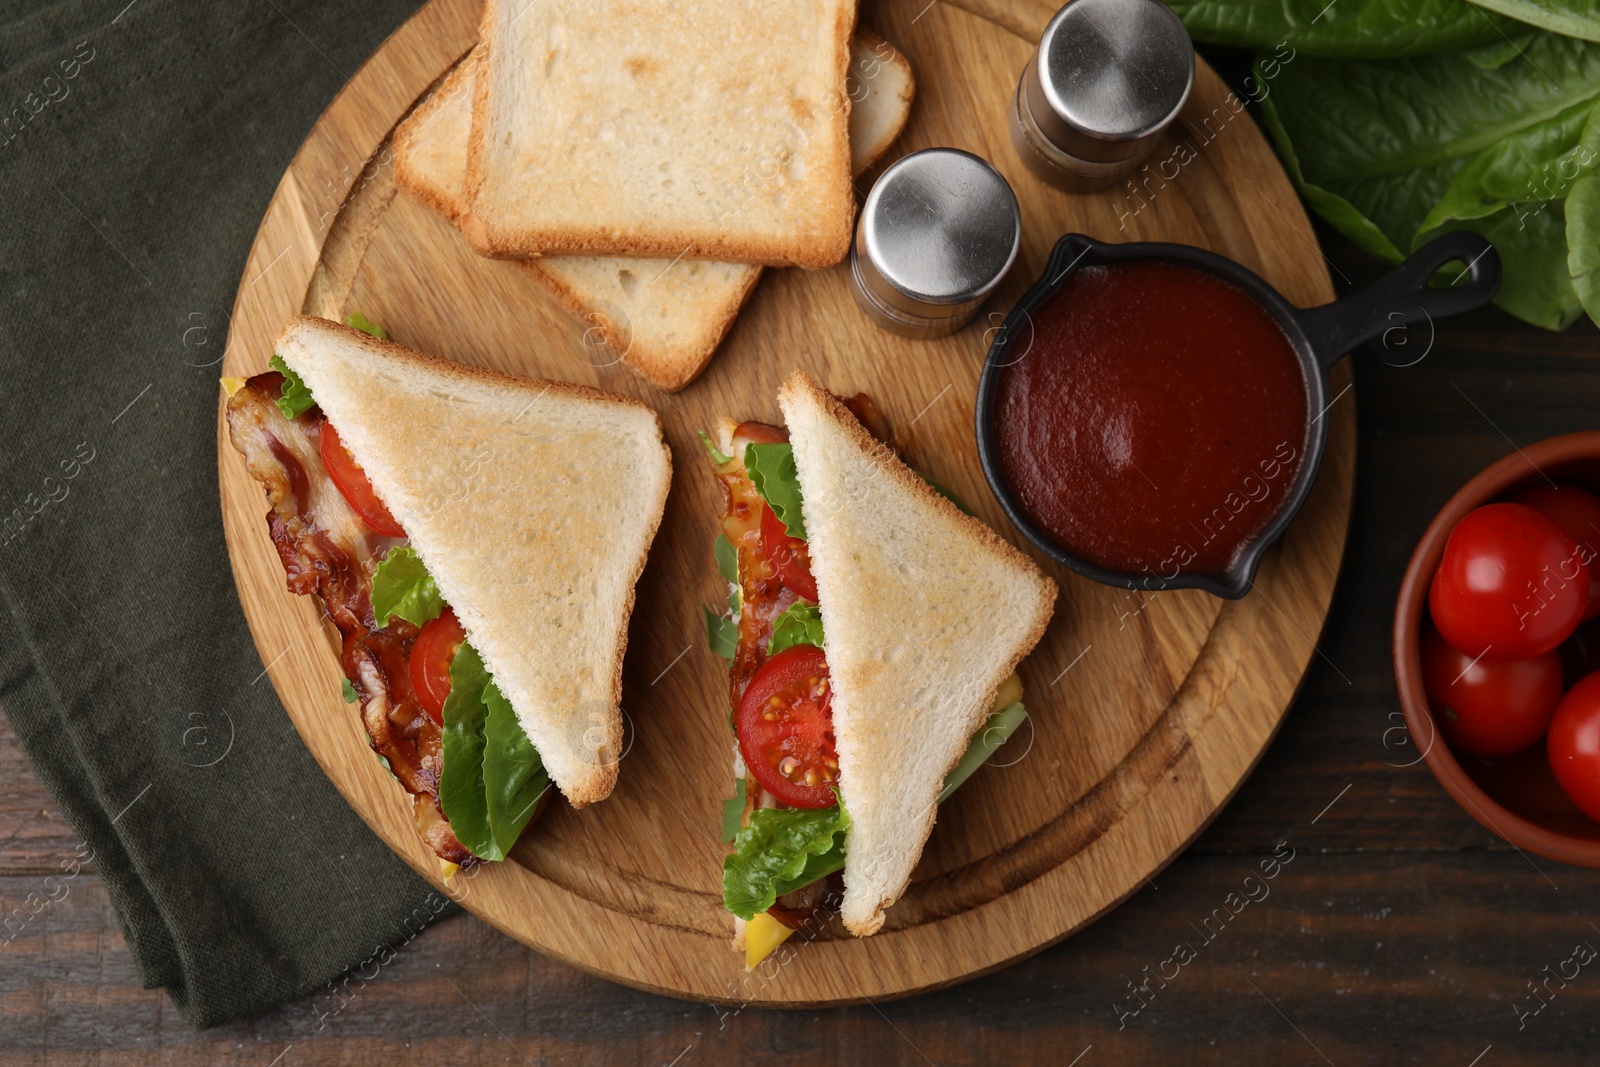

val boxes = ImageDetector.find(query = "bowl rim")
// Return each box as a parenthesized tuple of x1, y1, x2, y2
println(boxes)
(1392, 429, 1600, 868)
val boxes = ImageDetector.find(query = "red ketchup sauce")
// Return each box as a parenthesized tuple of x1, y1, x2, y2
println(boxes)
(994, 261, 1311, 579)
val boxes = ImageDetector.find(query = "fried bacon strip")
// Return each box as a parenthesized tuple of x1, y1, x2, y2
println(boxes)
(226, 373, 473, 865)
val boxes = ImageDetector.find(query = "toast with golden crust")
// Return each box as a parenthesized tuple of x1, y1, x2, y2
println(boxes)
(273, 317, 671, 806)
(460, 0, 859, 268)
(776, 371, 1057, 935)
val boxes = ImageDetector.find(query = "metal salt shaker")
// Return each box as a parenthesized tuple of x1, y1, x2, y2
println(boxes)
(1010, 0, 1194, 192)
(849, 148, 1022, 339)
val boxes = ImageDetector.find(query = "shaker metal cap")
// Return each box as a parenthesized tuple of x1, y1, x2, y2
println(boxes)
(856, 148, 1021, 320)
(1024, 0, 1193, 165)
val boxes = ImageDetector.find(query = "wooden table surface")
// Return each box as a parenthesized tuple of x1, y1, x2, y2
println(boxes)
(4, 224, 1600, 1064)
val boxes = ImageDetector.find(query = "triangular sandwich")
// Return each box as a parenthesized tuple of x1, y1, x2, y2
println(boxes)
(705, 371, 1056, 965)
(225, 316, 670, 871)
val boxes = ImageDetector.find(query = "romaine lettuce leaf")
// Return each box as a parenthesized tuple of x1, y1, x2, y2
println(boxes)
(1256, 30, 1600, 329)
(767, 602, 824, 657)
(938, 702, 1028, 803)
(268, 355, 316, 420)
(723, 803, 849, 920)
(371, 546, 444, 629)
(1163, 0, 1512, 57)
(482, 679, 549, 852)
(714, 533, 739, 583)
(745, 442, 806, 539)
(439, 643, 494, 858)
(439, 641, 545, 862)
(1570, 175, 1600, 323)
(704, 606, 737, 660)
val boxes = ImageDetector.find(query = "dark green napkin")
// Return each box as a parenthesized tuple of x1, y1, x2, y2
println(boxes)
(0, 0, 451, 1029)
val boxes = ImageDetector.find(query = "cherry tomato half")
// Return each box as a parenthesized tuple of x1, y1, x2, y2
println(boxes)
(1420, 627, 1563, 757)
(410, 607, 465, 725)
(1429, 502, 1588, 660)
(1513, 484, 1600, 621)
(1548, 671, 1600, 823)
(320, 422, 407, 537)
(736, 643, 838, 809)
(760, 504, 819, 603)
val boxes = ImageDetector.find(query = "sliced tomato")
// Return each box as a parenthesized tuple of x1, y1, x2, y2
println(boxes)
(320, 421, 407, 537)
(760, 504, 819, 603)
(736, 644, 838, 808)
(410, 608, 465, 724)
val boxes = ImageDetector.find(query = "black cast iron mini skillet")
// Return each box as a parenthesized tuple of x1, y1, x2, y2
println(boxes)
(975, 230, 1502, 599)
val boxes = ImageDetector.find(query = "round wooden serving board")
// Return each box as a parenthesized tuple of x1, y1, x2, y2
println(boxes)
(218, 0, 1354, 1005)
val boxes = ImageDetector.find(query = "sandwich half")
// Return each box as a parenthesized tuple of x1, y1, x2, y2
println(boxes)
(704, 371, 1057, 966)
(393, 30, 914, 392)
(225, 316, 671, 872)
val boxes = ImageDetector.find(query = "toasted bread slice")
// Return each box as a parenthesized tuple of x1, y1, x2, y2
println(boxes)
(273, 317, 672, 807)
(393, 31, 913, 392)
(460, 0, 859, 268)
(776, 371, 1057, 936)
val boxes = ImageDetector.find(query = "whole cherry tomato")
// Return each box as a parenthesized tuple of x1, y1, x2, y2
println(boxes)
(1547, 671, 1600, 822)
(1429, 503, 1588, 660)
(1420, 627, 1563, 757)
(1514, 483, 1600, 621)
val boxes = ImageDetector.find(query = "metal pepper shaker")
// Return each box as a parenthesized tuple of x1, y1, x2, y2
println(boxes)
(1010, 0, 1194, 192)
(849, 148, 1022, 339)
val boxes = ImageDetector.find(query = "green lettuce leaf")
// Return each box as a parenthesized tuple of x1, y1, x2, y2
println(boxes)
(704, 606, 737, 660)
(343, 311, 388, 338)
(722, 779, 748, 843)
(439, 643, 495, 858)
(1258, 31, 1600, 329)
(439, 642, 545, 862)
(938, 702, 1029, 803)
(714, 533, 739, 583)
(723, 803, 849, 920)
(341, 676, 358, 704)
(482, 680, 550, 852)
(745, 442, 806, 539)
(370, 546, 444, 629)
(1164, 0, 1510, 57)
(1420, 202, 1585, 329)
(1570, 175, 1600, 324)
(268, 355, 316, 420)
(1468, 0, 1600, 43)
(767, 602, 825, 657)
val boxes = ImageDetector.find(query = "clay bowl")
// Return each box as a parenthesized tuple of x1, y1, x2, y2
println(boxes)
(1394, 431, 1600, 867)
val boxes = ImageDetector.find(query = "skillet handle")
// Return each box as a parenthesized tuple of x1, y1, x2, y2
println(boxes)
(1295, 231, 1502, 370)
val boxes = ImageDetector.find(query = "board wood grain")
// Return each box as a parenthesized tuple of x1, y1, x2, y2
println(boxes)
(217, 0, 1354, 1005)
